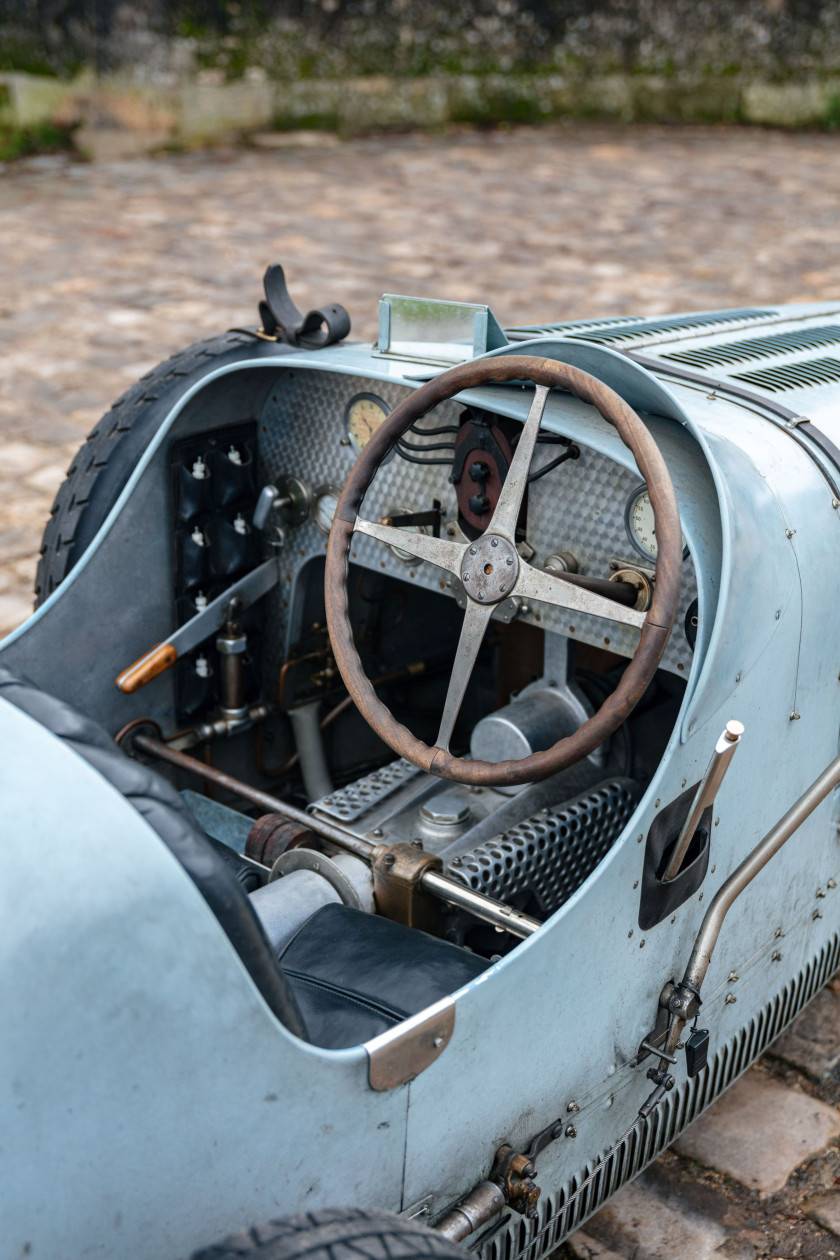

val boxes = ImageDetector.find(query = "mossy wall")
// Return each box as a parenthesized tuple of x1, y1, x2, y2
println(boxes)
(5, 1, 840, 83)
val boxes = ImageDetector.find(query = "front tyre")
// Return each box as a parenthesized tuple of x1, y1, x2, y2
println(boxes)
(191, 1207, 470, 1260)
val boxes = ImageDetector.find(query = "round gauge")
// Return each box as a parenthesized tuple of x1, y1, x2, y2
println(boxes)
(313, 484, 341, 536)
(386, 505, 430, 564)
(345, 393, 391, 454)
(625, 485, 687, 562)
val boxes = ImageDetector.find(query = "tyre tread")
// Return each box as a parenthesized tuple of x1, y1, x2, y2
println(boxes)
(191, 1207, 468, 1260)
(34, 330, 258, 606)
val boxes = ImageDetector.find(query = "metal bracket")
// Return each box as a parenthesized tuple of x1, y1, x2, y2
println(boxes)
(372, 842, 444, 932)
(635, 980, 676, 1063)
(366, 996, 455, 1091)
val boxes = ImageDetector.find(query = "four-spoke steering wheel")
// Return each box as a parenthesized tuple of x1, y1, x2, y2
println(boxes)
(325, 355, 682, 787)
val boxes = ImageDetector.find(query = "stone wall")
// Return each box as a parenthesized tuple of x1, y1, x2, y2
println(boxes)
(5, 1, 840, 84)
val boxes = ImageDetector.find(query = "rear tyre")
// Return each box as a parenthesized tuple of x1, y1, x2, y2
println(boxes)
(191, 1206, 469, 1260)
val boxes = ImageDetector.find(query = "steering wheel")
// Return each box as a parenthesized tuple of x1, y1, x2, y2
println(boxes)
(325, 355, 682, 787)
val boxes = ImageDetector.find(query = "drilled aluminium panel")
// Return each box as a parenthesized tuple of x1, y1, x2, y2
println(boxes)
(311, 758, 421, 823)
(481, 929, 840, 1260)
(447, 780, 639, 916)
(258, 372, 697, 676)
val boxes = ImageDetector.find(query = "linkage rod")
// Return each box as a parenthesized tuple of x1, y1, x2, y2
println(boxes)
(133, 732, 375, 860)
(131, 733, 541, 939)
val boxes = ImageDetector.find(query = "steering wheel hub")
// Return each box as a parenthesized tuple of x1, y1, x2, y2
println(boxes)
(460, 534, 520, 605)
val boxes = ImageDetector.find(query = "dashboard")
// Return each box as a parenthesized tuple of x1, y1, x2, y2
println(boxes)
(259, 368, 698, 681)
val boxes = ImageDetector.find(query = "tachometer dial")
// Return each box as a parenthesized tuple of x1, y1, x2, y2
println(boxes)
(625, 485, 687, 562)
(345, 393, 391, 454)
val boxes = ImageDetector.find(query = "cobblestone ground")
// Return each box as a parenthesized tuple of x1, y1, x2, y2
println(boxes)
(4, 123, 840, 1256)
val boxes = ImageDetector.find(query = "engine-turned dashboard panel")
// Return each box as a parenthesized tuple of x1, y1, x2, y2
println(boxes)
(259, 368, 698, 679)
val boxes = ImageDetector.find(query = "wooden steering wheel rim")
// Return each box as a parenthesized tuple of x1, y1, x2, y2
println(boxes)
(325, 355, 682, 787)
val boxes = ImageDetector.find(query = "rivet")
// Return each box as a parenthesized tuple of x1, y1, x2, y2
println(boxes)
(699, 893, 703, 901)
(463, 572, 471, 581)
(725, 993, 737, 1004)
(771, 950, 782, 962)
(817, 887, 826, 898)
(567, 1101, 580, 1113)
(565, 1125, 577, 1138)
(774, 926, 783, 938)
(829, 879, 837, 889)
(814, 908, 823, 919)
(628, 930, 633, 938)
(728, 971, 739, 983)
(372, 827, 383, 837)
(786, 528, 796, 539)
(833, 498, 840, 509)
(790, 711, 801, 721)
(655, 799, 661, 808)
(639, 939, 646, 948)
(451, 856, 462, 867)
(633, 880, 639, 890)
(681, 779, 687, 788)
(775, 611, 781, 620)
(735, 673, 741, 684)
(714, 818, 720, 827)
(711, 865, 716, 873)
(670, 915, 676, 924)
(411, 839, 424, 849)
(637, 834, 643, 843)
(433, 1036, 444, 1048)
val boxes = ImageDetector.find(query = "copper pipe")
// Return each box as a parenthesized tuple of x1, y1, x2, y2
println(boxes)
(277, 648, 330, 711)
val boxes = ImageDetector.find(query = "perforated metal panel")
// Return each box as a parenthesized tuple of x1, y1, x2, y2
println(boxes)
(448, 780, 639, 915)
(311, 758, 420, 823)
(481, 928, 840, 1260)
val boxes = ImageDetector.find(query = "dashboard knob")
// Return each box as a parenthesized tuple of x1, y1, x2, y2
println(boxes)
(468, 493, 491, 515)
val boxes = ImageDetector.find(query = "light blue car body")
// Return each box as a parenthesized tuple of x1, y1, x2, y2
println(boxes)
(2, 298, 840, 1259)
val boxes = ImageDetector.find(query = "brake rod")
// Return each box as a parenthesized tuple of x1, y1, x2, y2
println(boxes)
(130, 732, 541, 939)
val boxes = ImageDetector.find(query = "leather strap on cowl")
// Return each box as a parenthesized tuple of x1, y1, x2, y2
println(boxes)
(258, 263, 351, 348)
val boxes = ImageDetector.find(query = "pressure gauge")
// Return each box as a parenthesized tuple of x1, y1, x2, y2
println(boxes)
(345, 393, 391, 454)
(624, 484, 687, 562)
(313, 484, 341, 536)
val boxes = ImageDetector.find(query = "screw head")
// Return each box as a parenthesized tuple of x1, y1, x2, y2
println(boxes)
(491, 537, 498, 547)
(469, 546, 477, 555)
(565, 1125, 577, 1138)
(433, 1035, 444, 1048)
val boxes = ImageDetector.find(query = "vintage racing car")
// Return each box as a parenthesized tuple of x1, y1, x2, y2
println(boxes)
(3, 267, 840, 1259)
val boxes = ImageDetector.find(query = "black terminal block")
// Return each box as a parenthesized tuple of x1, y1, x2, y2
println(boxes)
(685, 1028, 710, 1078)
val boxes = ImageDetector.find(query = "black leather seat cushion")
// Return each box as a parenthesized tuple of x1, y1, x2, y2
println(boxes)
(280, 902, 487, 1049)
(0, 665, 487, 1050)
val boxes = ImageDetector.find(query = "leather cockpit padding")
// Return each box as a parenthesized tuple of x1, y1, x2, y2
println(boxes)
(0, 665, 308, 1041)
(279, 902, 487, 1050)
